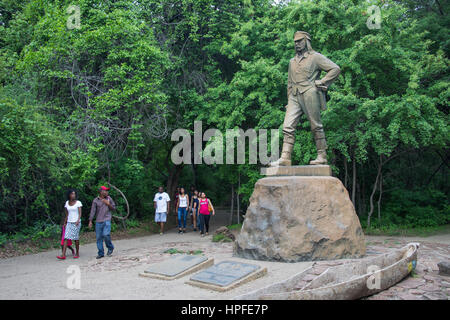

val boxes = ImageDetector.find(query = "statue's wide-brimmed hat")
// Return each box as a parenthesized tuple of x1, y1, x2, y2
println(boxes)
(293, 31, 311, 41)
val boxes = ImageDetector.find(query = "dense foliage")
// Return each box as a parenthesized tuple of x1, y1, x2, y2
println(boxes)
(0, 0, 448, 240)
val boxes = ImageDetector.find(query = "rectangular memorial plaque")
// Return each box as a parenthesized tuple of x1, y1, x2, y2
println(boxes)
(186, 260, 267, 291)
(139, 255, 213, 280)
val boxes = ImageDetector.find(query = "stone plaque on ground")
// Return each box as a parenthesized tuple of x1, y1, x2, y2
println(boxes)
(261, 165, 331, 176)
(139, 255, 214, 280)
(186, 260, 267, 292)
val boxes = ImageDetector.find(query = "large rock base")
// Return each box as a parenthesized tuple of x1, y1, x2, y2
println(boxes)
(234, 176, 366, 262)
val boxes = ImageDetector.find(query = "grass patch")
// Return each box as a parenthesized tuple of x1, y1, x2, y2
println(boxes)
(226, 223, 242, 230)
(164, 248, 185, 254)
(188, 250, 203, 255)
(164, 248, 203, 255)
(212, 234, 233, 243)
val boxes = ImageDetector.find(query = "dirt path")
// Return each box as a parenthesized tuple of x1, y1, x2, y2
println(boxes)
(0, 211, 448, 300)
(0, 210, 314, 300)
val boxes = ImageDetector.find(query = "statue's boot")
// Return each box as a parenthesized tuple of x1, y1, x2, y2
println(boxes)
(310, 132, 328, 165)
(309, 149, 327, 165)
(269, 142, 293, 167)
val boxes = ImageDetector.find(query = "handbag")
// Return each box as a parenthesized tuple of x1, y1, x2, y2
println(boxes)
(208, 199, 213, 213)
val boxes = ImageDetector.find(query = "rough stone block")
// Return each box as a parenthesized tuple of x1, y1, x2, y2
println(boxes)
(234, 176, 366, 262)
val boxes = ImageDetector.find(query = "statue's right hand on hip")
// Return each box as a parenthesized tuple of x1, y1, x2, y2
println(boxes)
(314, 80, 327, 92)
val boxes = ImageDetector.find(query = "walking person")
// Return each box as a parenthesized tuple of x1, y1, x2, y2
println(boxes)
(196, 190, 205, 234)
(189, 189, 200, 232)
(154, 186, 170, 235)
(60, 225, 75, 257)
(88, 186, 116, 259)
(198, 192, 215, 237)
(57, 189, 82, 260)
(59, 208, 75, 257)
(174, 187, 180, 209)
(188, 186, 195, 228)
(176, 187, 189, 234)
(174, 186, 180, 221)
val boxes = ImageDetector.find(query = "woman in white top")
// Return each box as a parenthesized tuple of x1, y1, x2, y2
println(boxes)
(176, 187, 189, 234)
(57, 189, 82, 260)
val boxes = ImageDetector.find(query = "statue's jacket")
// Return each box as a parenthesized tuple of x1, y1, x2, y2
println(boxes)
(287, 50, 340, 97)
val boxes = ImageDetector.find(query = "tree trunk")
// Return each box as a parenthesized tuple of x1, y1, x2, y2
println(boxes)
(377, 171, 383, 221)
(229, 184, 234, 225)
(190, 163, 197, 188)
(361, 168, 367, 217)
(237, 171, 240, 225)
(351, 155, 356, 206)
(356, 181, 361, 216)
(368, 156, 382, 228)
(434, 0, 445, 16)
(166, 164, 182, 214)
(344, 156, 348, 188)
(109, 183, 130, 221)
(24, 196, 29, 226)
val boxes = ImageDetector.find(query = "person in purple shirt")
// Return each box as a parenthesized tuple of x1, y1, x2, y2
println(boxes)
(88, 186, 116, 259)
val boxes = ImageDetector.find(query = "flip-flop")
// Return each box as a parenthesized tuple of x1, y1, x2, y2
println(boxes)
(57, 256, 66, 260)
(73, 255, 79, 259)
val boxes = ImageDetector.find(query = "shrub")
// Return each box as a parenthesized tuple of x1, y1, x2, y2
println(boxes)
(362, 188, 449, 229)
(0, 233, 8, 247)
(126, 219, 140, 229)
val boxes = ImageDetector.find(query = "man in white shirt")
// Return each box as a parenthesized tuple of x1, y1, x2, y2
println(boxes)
(154, 186, 170, 235)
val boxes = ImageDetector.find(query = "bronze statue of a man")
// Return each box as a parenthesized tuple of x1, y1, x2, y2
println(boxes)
(270, 31, 340, 166)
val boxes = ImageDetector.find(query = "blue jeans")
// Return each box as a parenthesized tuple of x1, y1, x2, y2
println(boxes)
(177, 207, 188, 228)
(197, 213, 204, 233)
(96, 220, 114, 256)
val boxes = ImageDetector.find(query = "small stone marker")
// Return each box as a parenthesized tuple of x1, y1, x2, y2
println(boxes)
(186, 260, 267, 292)
(260, 165, 331, 176)
(139, 255, 214, 280)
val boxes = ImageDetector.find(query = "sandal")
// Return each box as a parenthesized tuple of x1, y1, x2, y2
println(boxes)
(73, 255, 79, 259)
(57, 256, 66, 260)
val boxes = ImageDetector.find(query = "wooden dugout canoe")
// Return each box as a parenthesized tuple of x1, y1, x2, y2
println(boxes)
(234, 242, 420, 300)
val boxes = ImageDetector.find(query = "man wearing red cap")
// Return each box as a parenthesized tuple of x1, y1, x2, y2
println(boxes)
(89, 186, 116, 259)
(270, 31, 341, 166)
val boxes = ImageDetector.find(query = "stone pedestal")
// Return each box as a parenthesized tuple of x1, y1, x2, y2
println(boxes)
(261, 165, 331, 176)
(234, 170, 366, 262)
